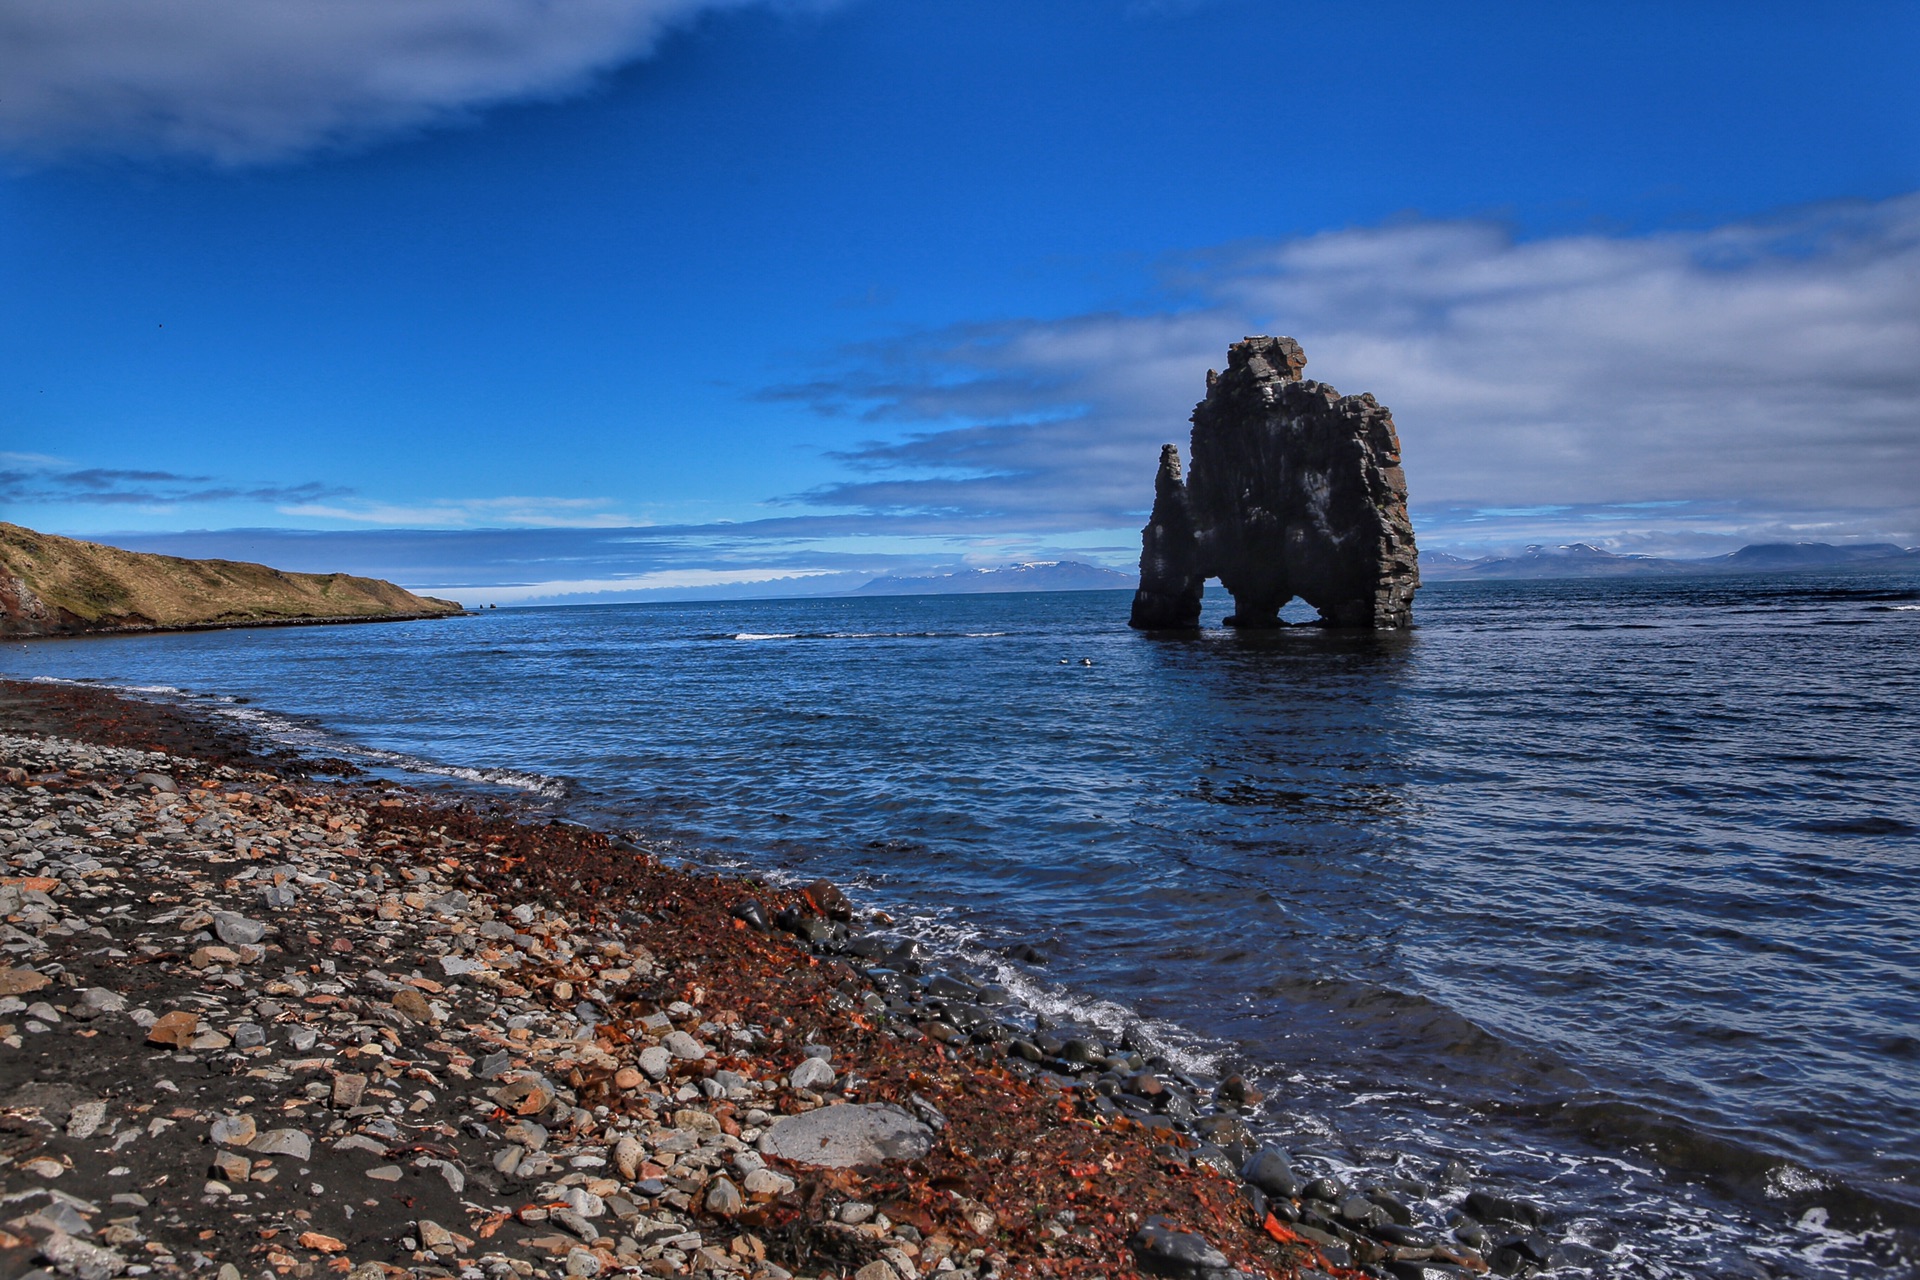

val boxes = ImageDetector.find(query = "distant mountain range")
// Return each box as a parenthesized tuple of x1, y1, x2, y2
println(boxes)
(1419, 541, 1920, 581)
(851, 560, 1133, 596)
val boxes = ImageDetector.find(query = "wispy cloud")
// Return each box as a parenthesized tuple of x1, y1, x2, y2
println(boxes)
(0, 462, 346, 508)
(0, 0, 812, 166)
(280, 496, 639, 529)
(777, 193, 1920, 550)
(422, 567, 838, 607)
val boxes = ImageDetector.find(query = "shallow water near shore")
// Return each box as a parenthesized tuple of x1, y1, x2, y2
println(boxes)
(6, 571, 1918, 1277)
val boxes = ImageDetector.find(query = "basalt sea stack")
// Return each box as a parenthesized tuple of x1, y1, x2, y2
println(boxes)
(1129, 336, 1419, 629)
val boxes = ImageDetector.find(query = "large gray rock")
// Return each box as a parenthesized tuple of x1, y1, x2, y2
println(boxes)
(247, 1129, 312, 1160)
(212, 912, 267, 946)
(1129, 337, 1419, 630)
(757, 1103, 933, 1168)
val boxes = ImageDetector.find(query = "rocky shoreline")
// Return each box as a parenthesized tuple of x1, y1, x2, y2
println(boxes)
(5, 613, 468, 642)
(0, 680, 1568, 1280)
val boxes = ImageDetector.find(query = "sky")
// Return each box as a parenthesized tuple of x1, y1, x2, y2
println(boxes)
(2, 0, 1916, 604)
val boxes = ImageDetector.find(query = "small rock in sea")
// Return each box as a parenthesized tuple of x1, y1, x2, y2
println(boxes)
(1128, 1217, 1234, 1280)
(1464, 1190, 1549, 1229)
(1339, 1194, 1387, 1228)
(1240, 1147, 1299, 1199)
(1303, 1176, 1345, 1203)
(1127, 1070, 1165, 1097)
(789, 1057, 835, 1091)
(802, 878, 853, 921)
(1216, 1073, 1262, 1107)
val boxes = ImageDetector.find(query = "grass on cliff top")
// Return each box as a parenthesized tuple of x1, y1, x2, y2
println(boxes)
(1, 522, 462, 627)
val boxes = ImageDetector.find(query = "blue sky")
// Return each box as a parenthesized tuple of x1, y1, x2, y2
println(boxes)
(2, 0, 1916, 603)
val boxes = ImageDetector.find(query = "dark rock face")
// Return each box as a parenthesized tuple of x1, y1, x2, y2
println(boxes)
(1128, 444, 1205, 629)
(1129, 336, 1419, 630)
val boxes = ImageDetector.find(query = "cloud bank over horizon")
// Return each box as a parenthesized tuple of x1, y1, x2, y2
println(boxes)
(781, 193, 1920, 551)
(0, 0, 792, 165)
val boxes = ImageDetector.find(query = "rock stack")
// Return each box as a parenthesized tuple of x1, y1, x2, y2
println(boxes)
(1129, 337, 1419, 630)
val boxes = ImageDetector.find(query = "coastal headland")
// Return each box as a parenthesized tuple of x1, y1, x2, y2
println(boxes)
(0, 679, 1425, 1280)
(0, 524, 462, 639)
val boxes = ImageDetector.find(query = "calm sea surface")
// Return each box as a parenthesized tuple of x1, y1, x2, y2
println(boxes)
(6, 573, 1917, 1277)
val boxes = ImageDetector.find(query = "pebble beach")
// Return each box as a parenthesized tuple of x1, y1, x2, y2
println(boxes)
(0, 679, 1402, 1280)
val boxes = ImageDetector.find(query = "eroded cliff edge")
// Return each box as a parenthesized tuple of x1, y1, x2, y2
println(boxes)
(1129, 337, 1419, 630)
(0, 522, 462, 638)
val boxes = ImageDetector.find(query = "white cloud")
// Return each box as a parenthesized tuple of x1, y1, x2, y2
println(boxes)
(787, 193, 1920, 549)
(419, 566, 831, 605)
(280, 496, 639, 528)
(0, 0, 783, 164)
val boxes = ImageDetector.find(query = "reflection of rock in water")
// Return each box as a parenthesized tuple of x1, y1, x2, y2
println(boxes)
(1129, 336, 1419, 630)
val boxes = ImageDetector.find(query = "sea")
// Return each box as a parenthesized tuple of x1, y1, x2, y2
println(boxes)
(5, 572, 1917, 1279)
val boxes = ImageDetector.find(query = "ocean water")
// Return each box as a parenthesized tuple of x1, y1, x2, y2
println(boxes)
(6, 573, 1918, 1277)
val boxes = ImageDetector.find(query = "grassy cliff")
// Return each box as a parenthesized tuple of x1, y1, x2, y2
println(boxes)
(0, 522, 462, 637)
